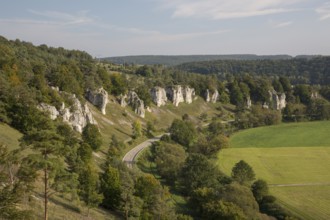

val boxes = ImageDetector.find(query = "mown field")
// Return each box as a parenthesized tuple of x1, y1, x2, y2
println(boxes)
(218, 121, 330, 220)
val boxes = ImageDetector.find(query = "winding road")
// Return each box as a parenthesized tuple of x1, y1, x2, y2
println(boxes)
(122, 133, 168, 168)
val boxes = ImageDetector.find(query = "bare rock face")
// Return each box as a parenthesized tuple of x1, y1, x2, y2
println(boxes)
(205, 89, 219, 103)
(86, 88, 108, 115)
(38, 94, 97, 133)
(268, 89, 286, 110)
(311, 91, 319, 99)
(150, 87, 167, 107)
(127, 91, 145, 118)
(118, 94, 128, 107)
(38, 103, 59, 120)
(166, 85, 195, 106)
(183, 86, 195, 104)
(166, 85, 185, 107)
(246, 96, 252, 109)
(278, 93, 286, 110)
(262, 102, 269, 109)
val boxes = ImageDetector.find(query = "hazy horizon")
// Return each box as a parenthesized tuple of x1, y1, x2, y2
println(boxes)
(1, 0, 330, 57)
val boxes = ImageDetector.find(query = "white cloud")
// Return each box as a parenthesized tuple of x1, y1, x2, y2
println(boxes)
(274, 21, 293, 28)
(316, 2, 330, 20)
(158, 0, 304, 20)
(147, 29, 230, 42)
(28, 9, 94, 25)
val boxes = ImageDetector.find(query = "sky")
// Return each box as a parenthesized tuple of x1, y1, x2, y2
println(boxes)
(0, 0, 330, 57)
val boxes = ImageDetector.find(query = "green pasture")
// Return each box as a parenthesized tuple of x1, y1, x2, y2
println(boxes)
(218, 121, 330, 219)
(230, 121, 330, 148)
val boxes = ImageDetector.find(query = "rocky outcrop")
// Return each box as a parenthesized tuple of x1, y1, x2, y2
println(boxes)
(166, 85, 195, 106)
(205, 89, 219, 103)
(86, 88, 108, 115)
(246, 96, 252, 109)
(127, 91, 145, 118)
(38, 103, 60, 120)
(183, 86, 195, 104)
(268, 89, 286, 110)
(278, 93, 286, 110)
(150, 87, 167, 107)
(311, 91, 319, 99)
(166, 85, 184, 107)
(118, 94, 128, 107)
(38, 94, 97, 133)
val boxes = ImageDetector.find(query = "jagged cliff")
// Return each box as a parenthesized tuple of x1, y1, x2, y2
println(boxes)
(120, 91, 145, 118)
(268, 89, 286, 110)
(246, 96, 252, 109)
(165, 85, 195, 106)
(38, 94, 97, 133)
(205, 89, 219, 103)
(86, 87, 108, 115)
(150, 87, 167, 107)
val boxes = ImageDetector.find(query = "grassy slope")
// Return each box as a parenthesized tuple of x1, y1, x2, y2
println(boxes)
(218, 121, 330, 219)
(0, 123, 121, 220)
(0, 96, 227, 220)
(0, 123, 22, 150)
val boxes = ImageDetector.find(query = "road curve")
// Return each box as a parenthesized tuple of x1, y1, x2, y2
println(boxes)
(122, 133, 167, 168)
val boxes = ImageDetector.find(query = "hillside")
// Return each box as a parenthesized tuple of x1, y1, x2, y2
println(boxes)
(1, 35, 330, 220)
(102, 54, 292, 66)
(1, 35, 235, 219)
(218, 121, 330, 219)
(175, 56, 330, 83)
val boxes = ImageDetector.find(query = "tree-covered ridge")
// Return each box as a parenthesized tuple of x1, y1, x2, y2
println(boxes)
(176, 56, 330, 84)
(102, 54, 293, 66)
(1, 35, 329, 219)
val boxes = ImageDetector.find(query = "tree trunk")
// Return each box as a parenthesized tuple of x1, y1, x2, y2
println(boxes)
(44, 165, 48, 220)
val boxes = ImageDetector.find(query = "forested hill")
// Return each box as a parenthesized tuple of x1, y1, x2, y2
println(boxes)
(175, 56, 330, 85)
(102, 54, 293, 66)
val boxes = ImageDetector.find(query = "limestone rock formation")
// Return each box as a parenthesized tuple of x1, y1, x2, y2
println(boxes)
(268, 89, 286, 110)
(38, 94, 97, 133)
(86, 88, 108, 115)
(246, 96, 252, 109)
(205, 89, 219, 103)
(278, 93, 286, 110)
(311, 91, 319, 99)
(166, 85, 184, 107)
(183, 86, 195, 104)
(127, 91, 145, 118)
(150, 87, 167, 107)
(38, 103, 59, 120)
(166, 85, 195, 106)
(118, 94, 128, 107)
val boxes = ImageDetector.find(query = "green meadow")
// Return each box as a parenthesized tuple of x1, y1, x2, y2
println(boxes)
(218, 121, 330, 219)
(0, 123, 22, 150)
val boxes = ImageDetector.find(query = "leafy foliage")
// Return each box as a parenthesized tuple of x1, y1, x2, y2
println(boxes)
(169, 119, 197, 148)
(231, 160, 256, 185)
(82, 123, 103, 151)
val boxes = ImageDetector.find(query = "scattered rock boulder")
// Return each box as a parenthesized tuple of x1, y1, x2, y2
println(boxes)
(86, 88, 108, 115)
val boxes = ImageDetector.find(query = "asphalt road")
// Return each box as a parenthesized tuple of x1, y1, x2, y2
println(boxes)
(122, 133, 167, 168)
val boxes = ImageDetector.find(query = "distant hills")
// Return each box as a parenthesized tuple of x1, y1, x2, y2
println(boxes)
(101, 54, 320, 66)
